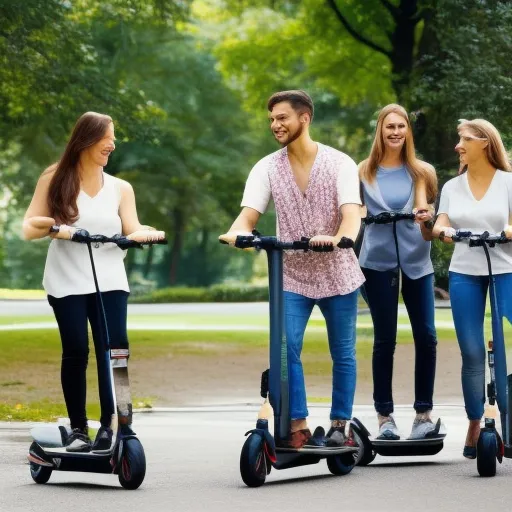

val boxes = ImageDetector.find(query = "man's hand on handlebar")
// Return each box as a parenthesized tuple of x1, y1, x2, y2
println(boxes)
(218, 231, 253, 246)
(504, 225, 512, 240)
(309, 235, 338, 247)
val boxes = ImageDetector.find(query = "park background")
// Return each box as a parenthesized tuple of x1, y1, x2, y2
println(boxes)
(1, 0, 512, 421)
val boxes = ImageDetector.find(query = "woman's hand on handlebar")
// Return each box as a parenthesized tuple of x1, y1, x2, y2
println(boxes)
(437, 226, 456, 243)
(126, 229, 166, 243)
(504, 225, 512, 240)
(309, 235, 338, 247)
(50, 224, 75, 240)
(413, 206, 434, 224)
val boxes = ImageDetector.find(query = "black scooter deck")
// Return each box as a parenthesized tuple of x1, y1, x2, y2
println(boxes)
(276, 445, 358, 456)
(371, 436, 445, 457)
(352, 417, 445, 458)
(29, 442, 114, 473)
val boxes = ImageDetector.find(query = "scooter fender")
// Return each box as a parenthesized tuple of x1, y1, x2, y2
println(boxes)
(111, 434, 138, 473)
(244, 428, 277, 464)
(497, 430, 504, 464)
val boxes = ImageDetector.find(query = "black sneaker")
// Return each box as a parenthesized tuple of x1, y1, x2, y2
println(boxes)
(91, 426, 113, 451)
(65, 428, 92, 452)
(303, 426, 328, 448)
(326, 426, 359, 448)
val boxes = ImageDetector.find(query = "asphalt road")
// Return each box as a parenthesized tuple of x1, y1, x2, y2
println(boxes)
(1, 404, 512, 512)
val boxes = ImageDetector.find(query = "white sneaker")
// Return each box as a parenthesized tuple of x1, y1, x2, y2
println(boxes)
(409, 415, 442, 440)
(376, 415, 400, 440)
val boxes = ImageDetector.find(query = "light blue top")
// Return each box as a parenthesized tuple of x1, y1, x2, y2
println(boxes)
(359, 165, 433, 279)
(376, 165, 412, 210)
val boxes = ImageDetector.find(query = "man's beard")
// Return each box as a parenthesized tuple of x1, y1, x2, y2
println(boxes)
(276, 123, 303, 147)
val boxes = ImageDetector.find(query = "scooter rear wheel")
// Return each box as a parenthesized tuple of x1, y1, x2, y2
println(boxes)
(118, 438, 146, 490)
(30, 462, 52, 484)
(240, 433, 267, 487)
(477, 430, 497, 477)
(326, 452, 355, 476)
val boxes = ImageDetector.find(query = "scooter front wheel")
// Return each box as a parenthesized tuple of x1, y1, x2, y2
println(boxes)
(118, 438, 146, 490)
(351, 428, 376, 466)
(477, 430, 497, 477)
(30, 462, 52, 484)
(240, 433, 267, 487)
(326, 451, 355, 476)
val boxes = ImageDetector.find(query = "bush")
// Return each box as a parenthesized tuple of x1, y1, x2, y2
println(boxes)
(130, 284, 269, 303)
(207, 284, 268, 302)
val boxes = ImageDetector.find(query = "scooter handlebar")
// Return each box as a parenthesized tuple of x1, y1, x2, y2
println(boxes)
(364, 211, 416, 225)
(228, 234, 353, 251)
(452, 230, 510, 246)
(50, 226, 168, 249)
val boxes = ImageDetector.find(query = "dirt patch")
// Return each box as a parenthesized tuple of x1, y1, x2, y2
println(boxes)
(129, 340, 465, 408)
(0, 340, 465, 410)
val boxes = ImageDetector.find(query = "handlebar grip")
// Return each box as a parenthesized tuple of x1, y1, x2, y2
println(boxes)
(337, 237, 354, 249)
(49, 225, 60, 233)
(147, 238, 168, 245)
(234, 235, 256, 249)
(310, 244, 334, 252)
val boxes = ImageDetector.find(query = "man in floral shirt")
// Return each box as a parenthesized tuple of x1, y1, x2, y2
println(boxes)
(220, 90, 363, 449)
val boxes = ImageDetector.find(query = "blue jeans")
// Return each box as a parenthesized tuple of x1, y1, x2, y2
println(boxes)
(362, 268, 437, 416)
(449, 271, 512, 420)
(284, 290, 359, 421)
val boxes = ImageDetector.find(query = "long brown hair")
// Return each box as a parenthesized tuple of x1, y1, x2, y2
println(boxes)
(45, 112, 113, 224)
(359, 104, 438, 203)
(457, 119, 511, 174)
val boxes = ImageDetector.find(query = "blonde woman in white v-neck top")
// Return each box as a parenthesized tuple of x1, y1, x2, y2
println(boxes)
(23, 112, 165, 453)
(433, 118, 512, 460)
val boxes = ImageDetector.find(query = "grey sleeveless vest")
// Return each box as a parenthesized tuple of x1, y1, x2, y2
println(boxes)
(359, 171, 433, 279)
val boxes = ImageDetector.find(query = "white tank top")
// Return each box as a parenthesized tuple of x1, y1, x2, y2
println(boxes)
(43, 172, 130, 298)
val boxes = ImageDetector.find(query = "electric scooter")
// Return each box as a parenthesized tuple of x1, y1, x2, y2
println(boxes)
(450, 229, 512, 477)
(28, 227, 167, 489)
(352, 211, 446, 465)
(221, 232, 358, 487)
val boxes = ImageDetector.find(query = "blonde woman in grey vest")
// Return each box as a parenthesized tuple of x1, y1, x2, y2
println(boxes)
(23, 112, 165, 453)
(359, 104, 439, 440)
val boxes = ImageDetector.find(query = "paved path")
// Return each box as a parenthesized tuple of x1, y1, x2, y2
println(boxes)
(0, 300, 454, 332)
(1, 404, 511, 512)
(0, 300, 450, 317)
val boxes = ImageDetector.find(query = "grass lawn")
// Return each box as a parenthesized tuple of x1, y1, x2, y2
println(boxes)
(0, 289, 46, 300)
(1, 305, 510, 422)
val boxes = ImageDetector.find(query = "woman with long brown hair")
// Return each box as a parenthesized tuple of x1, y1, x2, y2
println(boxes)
(23, 112, 165, 453)
(359, 104, 439, 440)
(433, 119, 512, 458)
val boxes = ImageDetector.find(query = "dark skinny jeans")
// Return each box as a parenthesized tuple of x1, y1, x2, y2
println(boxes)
(362, 268, 437, 416)
(48, 291, 129, 430)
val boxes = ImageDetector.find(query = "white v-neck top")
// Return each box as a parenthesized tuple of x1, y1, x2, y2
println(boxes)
(43, 172, 130, 297)
(438, 170, 512, 275)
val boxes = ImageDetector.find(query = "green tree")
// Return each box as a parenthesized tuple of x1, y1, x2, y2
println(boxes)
(411, 0, 512, 181)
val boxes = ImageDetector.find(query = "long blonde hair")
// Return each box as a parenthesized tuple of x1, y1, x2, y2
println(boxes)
(457, 118, 511, 173)
(359, 104, 437, 203)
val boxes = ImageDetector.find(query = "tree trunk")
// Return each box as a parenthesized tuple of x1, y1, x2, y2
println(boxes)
(143, 245, 154, 279)
(327, 0, 424, 102)
(168, 207, 185, 285)
(389, 1, 420, 102)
